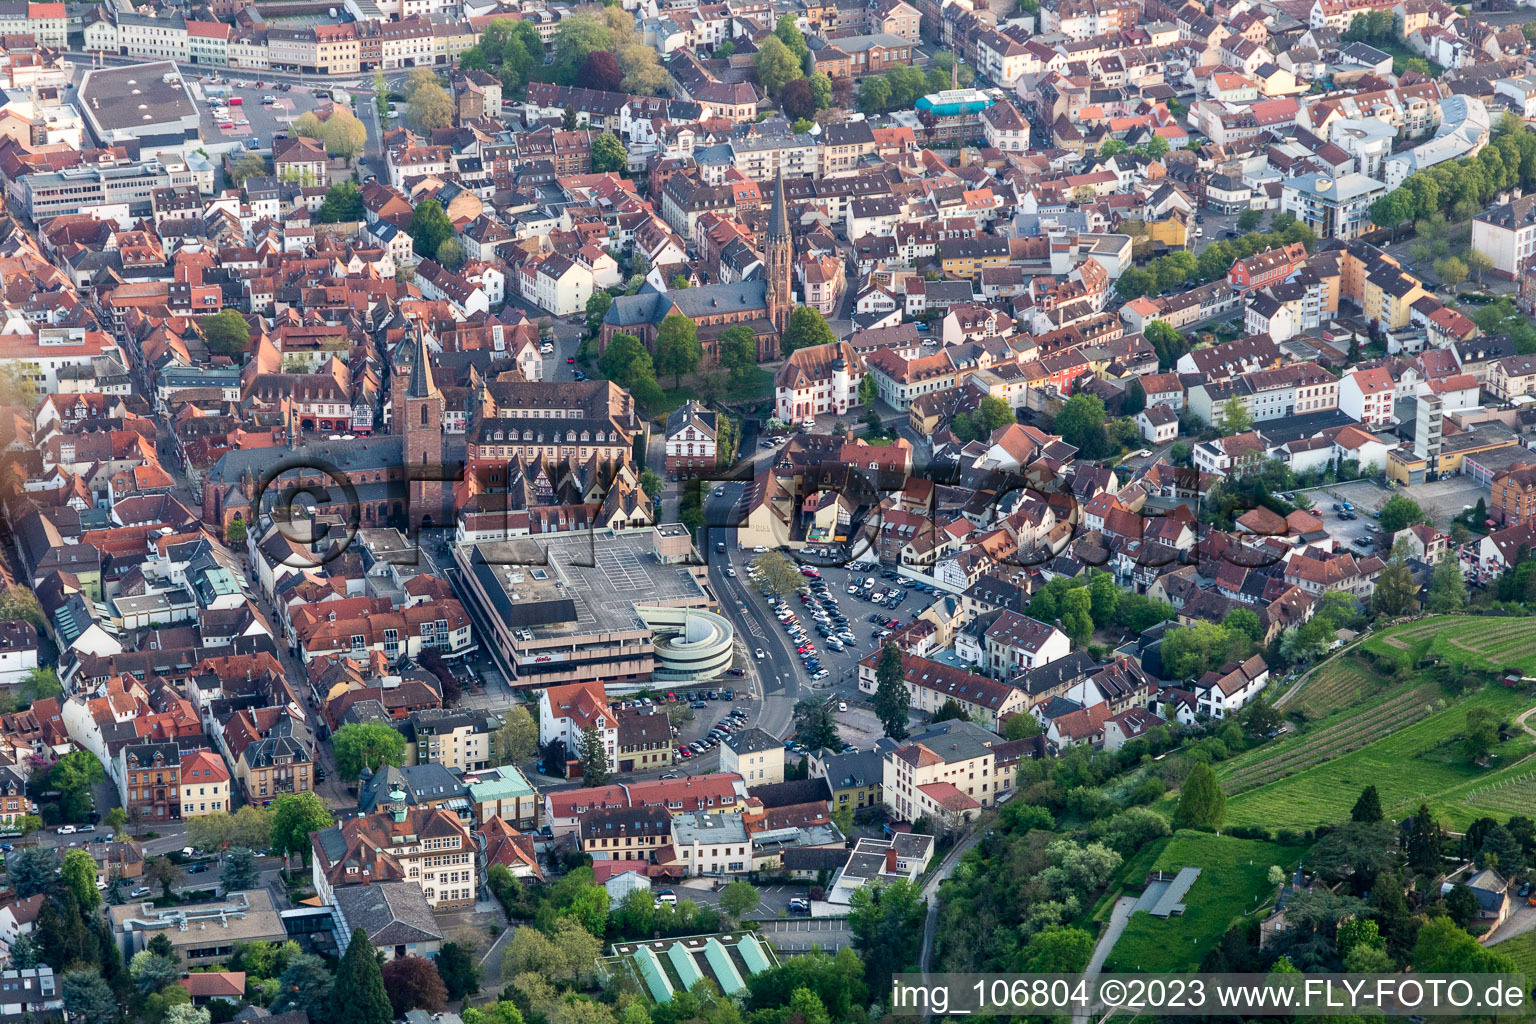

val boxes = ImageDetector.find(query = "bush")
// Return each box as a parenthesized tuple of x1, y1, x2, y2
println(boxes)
(1227, 825, 1274, 842)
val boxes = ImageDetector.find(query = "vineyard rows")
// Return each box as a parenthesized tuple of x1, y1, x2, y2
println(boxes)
(1297, 658, 1383, 718)
(1222, 688, 1435, 794)
(1464, 772, 1536, 815)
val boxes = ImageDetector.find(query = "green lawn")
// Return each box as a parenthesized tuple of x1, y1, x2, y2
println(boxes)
(651, 367, 775, 418)
(1103, 832, 1308, 973)
(1223, 685, 1535, 830)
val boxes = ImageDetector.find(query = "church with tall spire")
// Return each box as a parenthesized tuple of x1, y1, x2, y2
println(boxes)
(765, 164, 794, 337)
(597, 165, 796, 364)
(393, 326, 452, 531)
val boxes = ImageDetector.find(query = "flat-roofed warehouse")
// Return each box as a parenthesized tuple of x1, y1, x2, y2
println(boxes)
(78, 60, 202, 158)
(454, 526, 733, 690)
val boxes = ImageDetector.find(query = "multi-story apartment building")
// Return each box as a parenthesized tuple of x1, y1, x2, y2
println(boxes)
(1473, 194, 1536, 279)
(179, 750, 230, 817)
(120, 741, 181, 823)
(881, 721, 1003, 825)
(720, 728, 785, 785)
(115, 12, 190, 61)
(0, 2, 66, 46)
(1280, 172, 1385, 240)
(401, 709, 499, 773)
(312, 803, 477, 909)
(187, 20, 230, 65)
(577, 805, 672, 861)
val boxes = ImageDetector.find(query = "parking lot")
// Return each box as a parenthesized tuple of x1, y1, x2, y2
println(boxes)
(733, 550, 942, 745)
(1398, 476, 1490, 530)
(189, 77, 332, 156)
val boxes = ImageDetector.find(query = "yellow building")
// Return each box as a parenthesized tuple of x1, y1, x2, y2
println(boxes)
(811, 748, 882, 812)
(402, 709, 499, 773)
(179, 750, 230, 817)
(1362, 265, 1425, 330)
(721, 727, 785, 785)
(939, 237, 1010, 279)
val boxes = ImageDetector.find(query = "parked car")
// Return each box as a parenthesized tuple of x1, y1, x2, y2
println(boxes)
(130, 887, 151, 899)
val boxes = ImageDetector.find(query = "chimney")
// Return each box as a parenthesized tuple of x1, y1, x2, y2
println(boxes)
(884, 848, 897, 874)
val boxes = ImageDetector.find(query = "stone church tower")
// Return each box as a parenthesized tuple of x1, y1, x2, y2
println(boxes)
(396, 327, 449, 530)
(765, 164, 794, 338)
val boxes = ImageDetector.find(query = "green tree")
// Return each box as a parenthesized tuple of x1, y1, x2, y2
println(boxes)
(1434, 255, 1469, 288)
(333, 927, 394, 1024)
(1464, 706, 1500, 761)
(221, 846, 259, 892)
(1218, 396, 1253, 434)
(1236, 208, 1263, 232)
(1413, 916, 1516, 974)
(61, 969, 114, 1024)
(1173, 762, 1226, 829)
(591, 132, 627, 174)
(61, 848, 99, 913)
(269, 793, 334, 860)
(318, 108, 367, 158)
(1378, 495, 1426, 533)
(847, 879, 926, 989)
(1053, 393, 1108, 458)
(6, 847, 57, 898)
(751, 551, 804, 596)
(655, 313, 702, 388)
(495, 705, 538, 765)
(873, 642, 910, 740)
(332, 722, 408, 780)
(1406, 803, 1443, 875)
(273, 953, 334, 1017)
(130, 950, 181, 995)
(793, 698, 840, 751)
(1059, 588, 1094, 647)
(316, 180, 364, 223)
(436, 238, 464, 270)
(808, 71, 833, 109)
(754, 35, 803, 97)
(859, 76, 892, 113)
(1017, 926, 1095, 972)
(1161, 621, 1237, 679)
(406, 80, 453, 132)
(781, 306, 836, 356)
(224, 517, 248, 546)
(1371, 554, 1419, 617)
(1003, 713, 1042, 740)
(1351, 785, 1383, 823)
(201, 309, 252, 358)
(858, 372, 877, 408)
(585, 290, 613, 336)
(717, 324, 758, 385)
(228, 152, 268, 187)
(598, 332, 655, 391)
(577, 725, 613, 787)
(718, 880, 761, 924)
(1144, 320, 1188, 369)
(17, 667, 60, 705)
(435, 942, 482, 1001)
(1427, 553, 1468, 613)
(409, 199, 454, 260)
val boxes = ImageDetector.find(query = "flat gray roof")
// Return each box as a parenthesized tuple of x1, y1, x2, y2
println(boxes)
(467, 530, 709, 640)
(79, 60, 198, 133)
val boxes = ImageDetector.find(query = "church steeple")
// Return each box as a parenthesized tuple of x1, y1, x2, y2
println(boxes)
(765, 164, 793, 341)
(404, 322, 437, 400)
